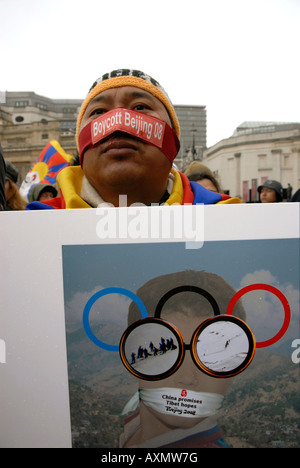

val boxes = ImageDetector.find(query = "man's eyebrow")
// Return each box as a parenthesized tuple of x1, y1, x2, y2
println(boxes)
(88, 89, 157, 106)
(127, 90, 157, 102)
(87, 94, 108, 105)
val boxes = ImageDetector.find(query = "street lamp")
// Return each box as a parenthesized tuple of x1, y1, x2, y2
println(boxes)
(191, 126, 197, 160)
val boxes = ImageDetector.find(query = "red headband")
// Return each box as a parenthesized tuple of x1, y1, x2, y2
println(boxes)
(78, 108, 180, 165)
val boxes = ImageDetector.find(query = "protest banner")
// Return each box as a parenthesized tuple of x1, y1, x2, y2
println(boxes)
(0, 204, 299, 448)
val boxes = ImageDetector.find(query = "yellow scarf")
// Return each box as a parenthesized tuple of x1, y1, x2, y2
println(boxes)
(56, 166, 241, 208)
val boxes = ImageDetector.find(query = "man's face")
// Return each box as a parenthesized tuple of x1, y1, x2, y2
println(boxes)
(79, 86, 173, 205)
(260, 187, 277, 203)
(38, 191, 55, 201)
(139, 308, 234, 429)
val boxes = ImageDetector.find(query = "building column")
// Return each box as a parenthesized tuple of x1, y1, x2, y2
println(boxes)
(234, 152, 241, 198)
(271, 149, 282, 181)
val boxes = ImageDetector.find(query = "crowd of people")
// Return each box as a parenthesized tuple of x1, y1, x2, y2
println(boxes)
(1, 148, 299, 211)
(130, 336, 178, 366)
(0, 145, 58, 211)
(183, 160, 300, 203)
(1, 69, 299, 211)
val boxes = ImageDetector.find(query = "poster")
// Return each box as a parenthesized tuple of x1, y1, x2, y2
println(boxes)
(0, 204, 299, 449)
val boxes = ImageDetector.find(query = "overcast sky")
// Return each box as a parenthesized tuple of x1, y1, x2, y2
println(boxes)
(1, 0, 299, 147)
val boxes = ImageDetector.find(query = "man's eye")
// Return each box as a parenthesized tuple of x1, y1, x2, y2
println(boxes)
(134, 104, 150, 111)
(90, 108, 106, 116)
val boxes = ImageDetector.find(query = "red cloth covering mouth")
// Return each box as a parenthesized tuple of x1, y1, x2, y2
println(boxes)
(78, 107, 180, 165)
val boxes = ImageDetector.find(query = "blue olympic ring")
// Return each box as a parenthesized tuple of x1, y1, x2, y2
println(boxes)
(82, 287, 148, 352)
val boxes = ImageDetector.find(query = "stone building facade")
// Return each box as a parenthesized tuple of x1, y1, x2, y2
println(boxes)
(202, 122, 300, 201)
(0, 92, 80, 182)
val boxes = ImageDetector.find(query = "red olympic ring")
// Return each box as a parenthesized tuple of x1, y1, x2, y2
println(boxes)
(226, 284, 291, 348)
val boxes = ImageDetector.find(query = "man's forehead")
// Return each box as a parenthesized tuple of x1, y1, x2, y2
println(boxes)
(87, 87, 160, 106)
(163, 307, 214, 321)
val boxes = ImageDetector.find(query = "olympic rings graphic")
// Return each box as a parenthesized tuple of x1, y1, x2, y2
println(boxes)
(83, 284, 291, 351)
(82, 287, 148, 352)
(227, 283, 291, 348)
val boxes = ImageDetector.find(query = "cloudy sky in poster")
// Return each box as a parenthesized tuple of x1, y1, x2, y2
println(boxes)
(62, 238, 299, 348)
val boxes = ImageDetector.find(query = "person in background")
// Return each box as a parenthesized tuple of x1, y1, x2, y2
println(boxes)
(289, 188, 300, 202)
(184, 161, 222, 193)
(257, 180, 283, 203)
(4, 160, 27, 210)
(28, 183, 58, 203)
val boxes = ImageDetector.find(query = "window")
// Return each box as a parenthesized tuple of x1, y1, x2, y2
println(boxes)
(63, 108, 76, 114)
(61, 121, 76, 131)
(6, 137, 26, 145)
(15, 101, 28, 107)
(36, 103, 48, 111)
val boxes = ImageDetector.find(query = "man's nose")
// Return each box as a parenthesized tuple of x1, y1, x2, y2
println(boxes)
(172, 352, 201, 387)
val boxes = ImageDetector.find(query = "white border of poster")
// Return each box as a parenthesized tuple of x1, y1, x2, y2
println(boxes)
(0, 203, 299, 448)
